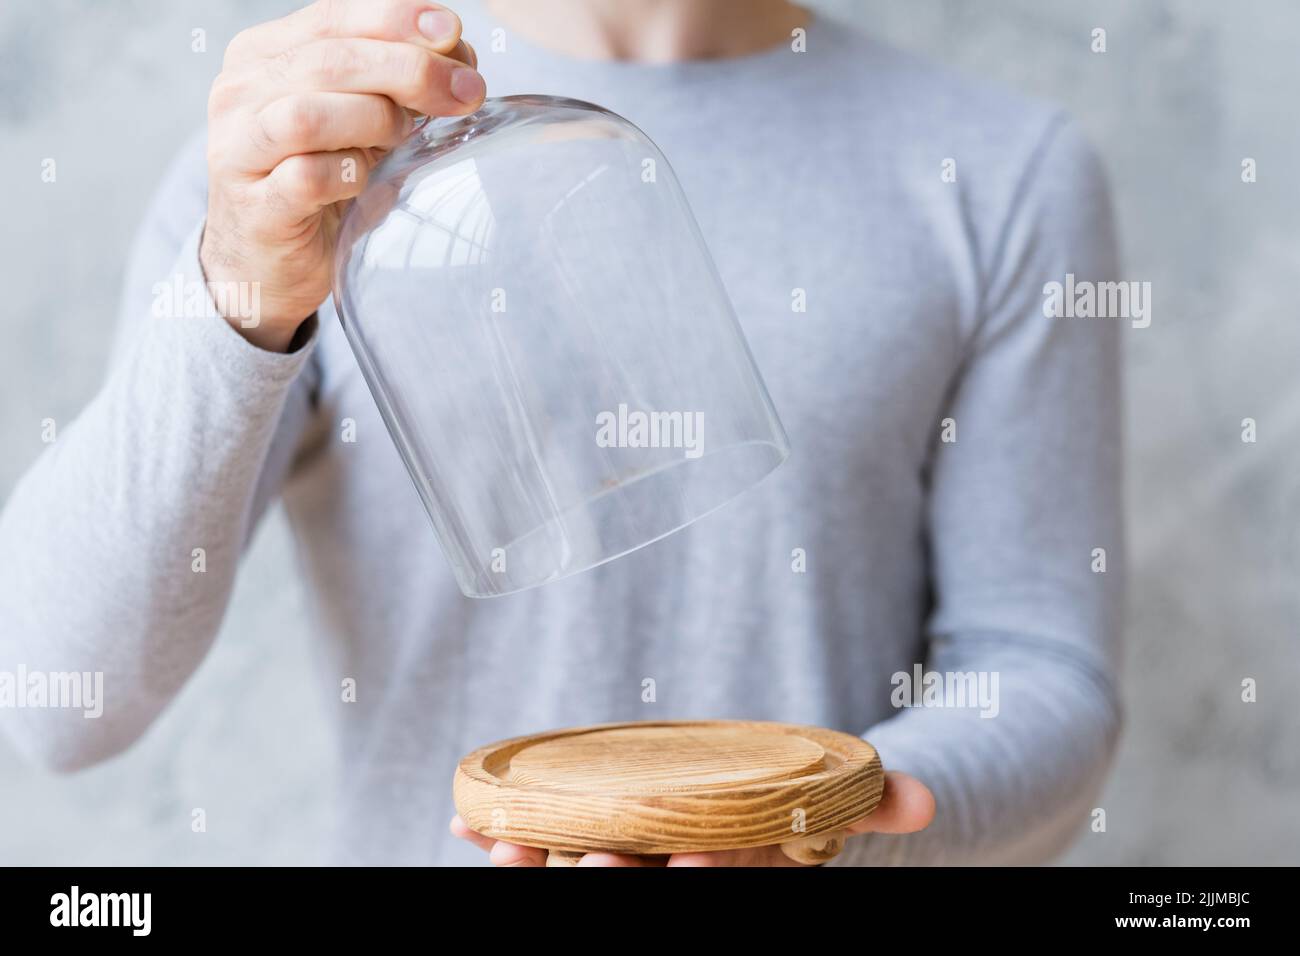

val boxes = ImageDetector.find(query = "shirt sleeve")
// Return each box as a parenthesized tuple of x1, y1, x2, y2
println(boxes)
(0, 133, 319, 771)
(839, 116, 1125, 865)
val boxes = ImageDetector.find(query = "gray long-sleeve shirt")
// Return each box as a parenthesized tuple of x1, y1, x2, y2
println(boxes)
(0, 6, 1123, 865)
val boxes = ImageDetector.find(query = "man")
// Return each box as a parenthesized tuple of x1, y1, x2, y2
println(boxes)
(0, 0, 1122, 865)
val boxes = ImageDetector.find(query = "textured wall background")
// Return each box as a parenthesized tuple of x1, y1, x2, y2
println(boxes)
(1, 0, 1297, 864)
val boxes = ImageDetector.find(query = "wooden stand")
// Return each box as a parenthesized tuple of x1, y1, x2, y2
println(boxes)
(454, 720, 884, 865)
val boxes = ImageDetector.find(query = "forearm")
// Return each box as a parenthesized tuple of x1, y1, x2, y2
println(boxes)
(839, 636, 1121, 866)
(839, 116, 1125, 865)
(0, 226, 314, 770)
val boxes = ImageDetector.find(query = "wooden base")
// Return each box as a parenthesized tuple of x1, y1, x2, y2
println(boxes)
(454, 720, 884, 863)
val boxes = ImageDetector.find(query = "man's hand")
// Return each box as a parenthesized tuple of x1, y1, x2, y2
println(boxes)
(202, 0, 484, 351)
(450, 770, 935, 867)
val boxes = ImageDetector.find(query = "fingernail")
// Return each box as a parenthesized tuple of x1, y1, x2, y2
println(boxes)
(418, 9, 459, 44)
(450, 67, 485, 105)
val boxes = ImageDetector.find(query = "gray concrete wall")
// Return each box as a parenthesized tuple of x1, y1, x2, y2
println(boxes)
(1, 0, 1296, 864)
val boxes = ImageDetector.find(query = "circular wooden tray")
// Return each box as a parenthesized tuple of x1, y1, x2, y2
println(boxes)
(453, 720, 883, 861)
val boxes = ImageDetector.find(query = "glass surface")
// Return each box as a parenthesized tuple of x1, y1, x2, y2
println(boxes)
(333, 95, 790, 597)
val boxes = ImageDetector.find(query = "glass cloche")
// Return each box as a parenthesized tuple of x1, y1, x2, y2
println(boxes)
(333, 95, 789, 597)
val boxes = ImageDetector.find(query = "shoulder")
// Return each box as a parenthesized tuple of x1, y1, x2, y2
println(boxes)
(808, 13, 1108, 210)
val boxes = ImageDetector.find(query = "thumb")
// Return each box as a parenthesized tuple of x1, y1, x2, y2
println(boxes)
(848, 770, 936, 835)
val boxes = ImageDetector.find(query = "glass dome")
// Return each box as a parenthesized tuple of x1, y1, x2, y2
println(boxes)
(333, 95, 789, 597)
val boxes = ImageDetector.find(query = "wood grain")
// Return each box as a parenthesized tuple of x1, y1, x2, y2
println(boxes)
(453, 720, 884, 858)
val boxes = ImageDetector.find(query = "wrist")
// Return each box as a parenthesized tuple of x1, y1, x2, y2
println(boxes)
(199, 226, 312, 354)
(225, 315, 302, 354)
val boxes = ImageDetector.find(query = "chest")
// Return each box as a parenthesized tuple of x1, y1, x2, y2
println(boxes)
(310, 113, 968, 521)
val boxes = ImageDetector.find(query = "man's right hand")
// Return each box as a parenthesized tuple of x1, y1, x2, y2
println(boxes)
(201, 0, 484, 352)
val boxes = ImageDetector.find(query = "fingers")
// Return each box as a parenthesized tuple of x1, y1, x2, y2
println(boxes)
(225, 0, 466, 67)
(450, 38, 477, 68)
(668, 846, 804, 867)
(234, 92, 411, 171)
(261, 148, 372, 218)
(448, 815, 494, 853)
(222, 38, 484, 116)
(489, 842, 548, 867)
(449, 816, 548, 867)
(847, 771, 936, 835)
